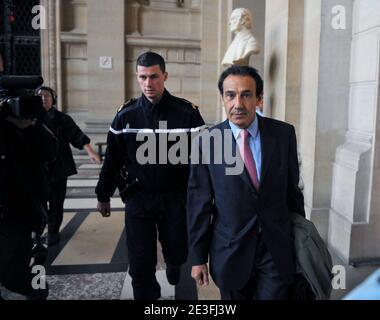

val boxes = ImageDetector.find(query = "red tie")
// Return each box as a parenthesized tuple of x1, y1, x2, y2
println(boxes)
(240, 129, 259, 190)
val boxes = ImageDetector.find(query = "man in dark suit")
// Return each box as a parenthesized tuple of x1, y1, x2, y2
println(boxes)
(187, 65, 305, 300)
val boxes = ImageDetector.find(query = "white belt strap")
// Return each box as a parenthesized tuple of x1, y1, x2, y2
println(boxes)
(109, 125, 207, 135)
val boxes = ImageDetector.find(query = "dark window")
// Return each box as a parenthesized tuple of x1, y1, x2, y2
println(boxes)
(0, 0, 41, 75)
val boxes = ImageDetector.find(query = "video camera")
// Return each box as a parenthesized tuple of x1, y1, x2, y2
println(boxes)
(0, 75, 44, 119)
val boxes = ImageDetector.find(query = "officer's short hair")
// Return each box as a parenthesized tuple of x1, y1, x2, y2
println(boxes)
(218, 65, 263, 98)
(136, 51, 166, 73)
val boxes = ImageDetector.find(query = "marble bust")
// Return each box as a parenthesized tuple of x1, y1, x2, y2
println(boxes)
(222, 8, 260, 67)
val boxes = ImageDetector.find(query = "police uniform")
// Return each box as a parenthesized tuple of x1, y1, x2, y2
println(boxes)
(96, 89, 205, 300)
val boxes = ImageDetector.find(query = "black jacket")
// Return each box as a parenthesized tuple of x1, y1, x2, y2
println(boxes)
(42, 108, 90, 181)
(96, 90, 206, 202)
(0, 118, 57, 221)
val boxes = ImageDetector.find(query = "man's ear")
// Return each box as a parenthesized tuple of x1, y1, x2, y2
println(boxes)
(164, 72, 168, 81)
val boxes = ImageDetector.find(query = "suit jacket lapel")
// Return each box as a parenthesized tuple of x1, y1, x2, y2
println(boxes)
(258, 115, 276, 184)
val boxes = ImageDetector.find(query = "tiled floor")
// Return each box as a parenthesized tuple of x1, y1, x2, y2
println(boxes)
(47, 272, 126, 300)
(45, 209, 378, 300)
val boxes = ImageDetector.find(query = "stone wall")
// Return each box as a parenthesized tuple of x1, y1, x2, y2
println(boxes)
(61, 0, 88, 113)
(125, 0, 201, 106)
(329, 0, 380, 264)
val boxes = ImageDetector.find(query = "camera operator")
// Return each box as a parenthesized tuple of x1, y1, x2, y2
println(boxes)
(0, 98, 57, 300)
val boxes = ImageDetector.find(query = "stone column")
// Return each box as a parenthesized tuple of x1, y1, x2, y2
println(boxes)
(263, 0, 304, 132)
(87, 0, 126, 119)
(40, 0, 60, 104)
(298, 0, 352, 241)
(199, 0, 232, 124)
(264, 0, 353, 243)
(126, 0, 141, 35)
(329, 0, 380, 264)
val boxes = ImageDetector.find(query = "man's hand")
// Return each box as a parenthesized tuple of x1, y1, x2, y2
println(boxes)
(191, 264, 209, 287)
(97, 201, 111, 217)
(89, 152, 101, 164)
(84, 144, 102, 164)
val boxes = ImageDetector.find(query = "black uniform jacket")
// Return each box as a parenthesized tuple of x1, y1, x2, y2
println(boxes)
(42, 107, 90, 181)
(96, 90, 206, 202)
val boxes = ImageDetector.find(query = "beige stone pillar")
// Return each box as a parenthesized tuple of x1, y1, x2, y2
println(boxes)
(299, 0, 352, 241)
(329, 0, 380, 265)
(263, 0, 303, 133)
(125, 0, 141, 36)
(40, 0, 62, 109)
(87, 0, 126, 119)
(199, 0, 232, 124)
(264, 0, 354, 244)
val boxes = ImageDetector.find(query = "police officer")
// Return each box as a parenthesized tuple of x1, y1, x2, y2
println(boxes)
(96, 52, 205, 300)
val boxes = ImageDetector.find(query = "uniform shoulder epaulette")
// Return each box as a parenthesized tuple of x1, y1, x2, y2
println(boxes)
(178, 97, 200, 110)
(191, 103, 200, 110)
(117, 98, 137, 113)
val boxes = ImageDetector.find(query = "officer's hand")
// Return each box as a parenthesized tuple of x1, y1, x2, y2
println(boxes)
(191, 264, 209, 287)
(97, 201, 111, 217)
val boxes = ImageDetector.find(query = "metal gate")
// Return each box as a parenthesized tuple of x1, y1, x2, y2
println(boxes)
(0, 0, 41, 75)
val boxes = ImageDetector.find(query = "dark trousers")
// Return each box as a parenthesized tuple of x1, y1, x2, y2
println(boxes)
(47, 178, 67, 234)
(0, 205, 48, 299)
(125, 192, 188, 300)
(0, 214, 32, 294)
(220, 234, 289, 300)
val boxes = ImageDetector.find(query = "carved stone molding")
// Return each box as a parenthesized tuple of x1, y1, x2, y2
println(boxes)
(126, 35, 200, 49)
(126, 1, 142, 35)
(61, 32, 88, 44)
(145, 0, 185, 9)
(139, 0, 199, 12)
